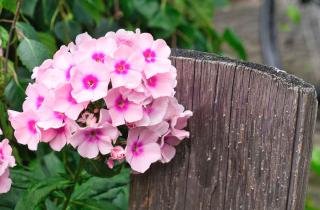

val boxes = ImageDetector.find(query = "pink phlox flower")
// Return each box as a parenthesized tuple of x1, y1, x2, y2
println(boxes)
(74, 36, 116, 64)
(143, 68, 176, 98)
(106, 45, 144, 89)
(0, 169, 12, 194)
(104, 88, 143, 126)
(0, 139, 16, 176)
(71, 60, 110, 103)
(106, 158, 114, 169)
(164, 97, 184, 120)
(77, 112, 97, 126)
(159, 132, 180, 163)
(31, 59, 53, 80)
(52, 46, 75, 84)
(110, 146, 125, 161)
(41, 119, 77, 151)
(54, 83, 88, 120)
(146, 121, 169, 137)
(37, 93, 67, 130)
(75, 32, 93, 46)
(106, 145, 125, 169)
(105, 29, 138, 47)
(169, 110, 193, 140)
(23, 83, 50, 111)
(69, 110, 120, 159)
(135, 97, 169, 126)
(125, 128, 161, 173)
(8, 110, 41, 150)
(135, 33, 172, 78)
(120, 84, 151, 104)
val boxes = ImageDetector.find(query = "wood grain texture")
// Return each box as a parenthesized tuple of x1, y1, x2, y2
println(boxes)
(129, 49, 318, 210)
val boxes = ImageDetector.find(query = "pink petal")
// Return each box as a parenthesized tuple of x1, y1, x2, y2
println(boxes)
(109, 108, 125, 126)
(127, 143, 161, 173)
(69, 130, 86, 147)
(0, 169, 12, 194)
(152, 39, 171, 58)
(147, 121, 169, 137)
(98, 109, 112, 124)
(77, 141, 99, 159)
(41, 128, 57, 143)
(144, 59, 171, 79)
(104, 88, 120, 108)
(136, 33, 154, 51)
(124, 103, 143, 123)
(148, 97, 169, 125)
(98, 140, 113, 155)
(161, 143, 176, 163)
(49, 133, 68, 151)
(139, 129, 159, 144)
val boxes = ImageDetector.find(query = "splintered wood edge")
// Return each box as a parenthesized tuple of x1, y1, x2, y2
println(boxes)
(171, 48, 317, 95)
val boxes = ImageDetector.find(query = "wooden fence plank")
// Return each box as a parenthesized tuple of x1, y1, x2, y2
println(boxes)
(129, 49, 318, 210)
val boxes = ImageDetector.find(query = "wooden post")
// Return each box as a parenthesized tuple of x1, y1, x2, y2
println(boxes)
(129, 49, 318, 210)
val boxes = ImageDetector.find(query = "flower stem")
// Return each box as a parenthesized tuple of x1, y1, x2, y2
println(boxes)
(62, 157, 84, 210)
(4, 0, 22, 73)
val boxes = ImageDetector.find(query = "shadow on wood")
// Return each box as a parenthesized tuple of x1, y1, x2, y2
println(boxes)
(129, 49, 318, 210)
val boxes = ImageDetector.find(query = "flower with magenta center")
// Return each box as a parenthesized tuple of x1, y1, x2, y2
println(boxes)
(7, 29, 192, 176)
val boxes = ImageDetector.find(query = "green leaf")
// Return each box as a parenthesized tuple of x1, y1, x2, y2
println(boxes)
(73, 0, 95, 25)
(54, 20, 81, 43)
(0, 26, 9, 48)
(287, 4, 301, 25)
(78, 0, 105, 24)
(21, 0, 38, 17)
(186, 0, 214, 28)
(148, 5, 182, 36)
(37, 32, 57, 56)
(0, 186, 25, 209)
(177, 23, 197, 49)
(83, 158, 123, 178)
(94, 18, 117, 38)
(15, 178, 71, 210)
(17, 38, 50, 71)
(2, 0, 16, 13)
(133, 0, 159, 19)
(223, 28, 247, 60)
(45, 199, 59, 210)
(41, 0, 59, 26)
(311, 148, 320, 176)
(119, 0, 135, 19)
(72, 168, 129, 209)
(11, 168, 39, 188)
(71, 200, 120, 210)
(16, 22, 39, 40)
(73, 168, 129, 200)
(4, 78, 28, 110)
(42, 152, 66, 177)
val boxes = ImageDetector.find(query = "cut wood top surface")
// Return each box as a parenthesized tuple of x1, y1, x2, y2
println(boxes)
(171, 48, 316, 91)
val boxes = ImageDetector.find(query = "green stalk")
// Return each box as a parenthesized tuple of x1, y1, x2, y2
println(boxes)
(62, 157, 84, 210)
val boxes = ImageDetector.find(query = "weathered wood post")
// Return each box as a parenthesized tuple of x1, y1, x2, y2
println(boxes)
(129, 49, 318, 210)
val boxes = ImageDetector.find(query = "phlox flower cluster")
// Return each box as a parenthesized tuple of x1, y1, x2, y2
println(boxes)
(8, 29, 192, 173)
(0, 129, 16, 194)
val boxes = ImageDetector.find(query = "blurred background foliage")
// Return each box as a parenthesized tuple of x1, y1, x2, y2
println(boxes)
(0, 0, 247, 209)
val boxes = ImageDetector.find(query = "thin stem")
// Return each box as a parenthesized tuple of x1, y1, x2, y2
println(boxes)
(4, 0, 22, 73)
(62, 158, 84, 210)
(0, 19, 14, 23)
(63, 149, 75, 178)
